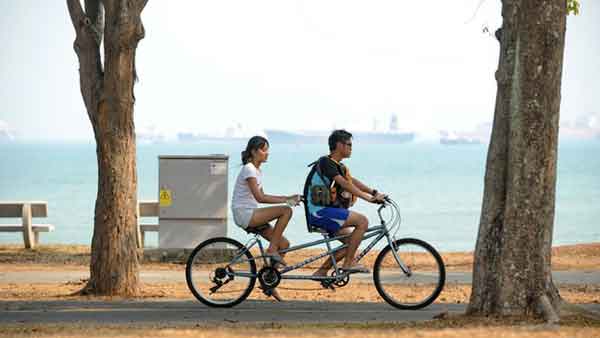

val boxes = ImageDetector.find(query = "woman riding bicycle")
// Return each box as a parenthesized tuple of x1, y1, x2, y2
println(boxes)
(231, 136, 302, 300)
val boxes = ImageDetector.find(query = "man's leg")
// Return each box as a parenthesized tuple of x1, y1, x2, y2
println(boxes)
(339, 211, 369, 270)
(313, 227, 352, 277)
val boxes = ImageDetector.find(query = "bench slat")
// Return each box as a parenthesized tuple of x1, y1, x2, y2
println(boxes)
(0, 224, 55, 232)
(138, 201, 159, 217)
(140, 223, 159, 232)
(0, 202, 48, 217)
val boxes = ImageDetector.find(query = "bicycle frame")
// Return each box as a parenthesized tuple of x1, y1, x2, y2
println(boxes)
(227, 199, 411, 282)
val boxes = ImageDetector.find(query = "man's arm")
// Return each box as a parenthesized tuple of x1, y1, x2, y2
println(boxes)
(351, 177, 375, 194)
(332, 175, 373, 202)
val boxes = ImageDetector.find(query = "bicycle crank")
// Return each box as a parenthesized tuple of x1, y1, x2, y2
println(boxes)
(257, 266, 281, 290)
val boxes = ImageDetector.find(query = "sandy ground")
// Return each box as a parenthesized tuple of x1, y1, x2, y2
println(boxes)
(1, 280, 599, 304)
(1, 316, 599, 338)
(0, 243, 598, 337)
(1, 242, 599, 271)
(0, 242, 599, 303)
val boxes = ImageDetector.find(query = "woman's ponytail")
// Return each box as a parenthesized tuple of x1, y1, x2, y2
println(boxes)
(241, 150, 251, 165)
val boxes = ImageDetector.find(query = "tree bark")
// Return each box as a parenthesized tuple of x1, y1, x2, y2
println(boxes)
(67, 0, 147, 296)
(467, 0, 566, 320)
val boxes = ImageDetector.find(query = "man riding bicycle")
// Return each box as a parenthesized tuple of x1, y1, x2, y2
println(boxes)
(303, 129, 387, 277)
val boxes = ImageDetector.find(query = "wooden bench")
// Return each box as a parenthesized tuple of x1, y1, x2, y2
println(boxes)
(0, 201, 55, 249)
(137, 200, 159, 248)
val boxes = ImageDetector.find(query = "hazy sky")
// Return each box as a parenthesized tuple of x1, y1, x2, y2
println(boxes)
(1, 1, 598, 141)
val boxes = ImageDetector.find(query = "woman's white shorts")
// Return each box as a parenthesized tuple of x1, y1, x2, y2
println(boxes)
(232, 207, 255, 229)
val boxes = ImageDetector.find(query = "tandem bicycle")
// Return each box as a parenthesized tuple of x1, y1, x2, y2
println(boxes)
(185, 197, 446, 309)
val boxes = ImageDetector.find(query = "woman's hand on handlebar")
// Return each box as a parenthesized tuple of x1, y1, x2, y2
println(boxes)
(286, 194, 302, 206)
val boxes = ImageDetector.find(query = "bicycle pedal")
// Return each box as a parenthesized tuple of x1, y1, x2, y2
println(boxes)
(320, 281, 335, 291)
(259, 286, 273, 297)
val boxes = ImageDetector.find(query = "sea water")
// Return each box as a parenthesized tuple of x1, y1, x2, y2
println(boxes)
(0, 140, 598, 252)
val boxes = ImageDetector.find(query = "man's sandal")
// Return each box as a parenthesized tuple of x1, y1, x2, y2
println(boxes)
(341, 264, 370, 274)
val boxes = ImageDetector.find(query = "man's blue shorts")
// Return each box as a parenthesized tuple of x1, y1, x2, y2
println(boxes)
(308, 207, 350, 234)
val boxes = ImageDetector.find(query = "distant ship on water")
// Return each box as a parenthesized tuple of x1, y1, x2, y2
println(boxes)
(263, 130, 415, 144)
(0, 120, 16, 143)
(265, 114, 415, 144)
(439, 130, 483, 145)
(176, 123, 263, 143)
(176, 114, 415, 144)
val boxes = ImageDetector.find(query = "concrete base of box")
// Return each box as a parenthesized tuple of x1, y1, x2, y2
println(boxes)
(143, 248, 193, 263)
(159, 218, 227, 249)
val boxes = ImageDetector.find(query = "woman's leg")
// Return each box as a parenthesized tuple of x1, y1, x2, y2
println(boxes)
(248, 206, 293, 253)
(248, 208, 292, 302)
(258, 226, 290, 261)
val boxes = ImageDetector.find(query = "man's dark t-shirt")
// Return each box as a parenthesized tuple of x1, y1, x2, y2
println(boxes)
(318, 156, 351, 209)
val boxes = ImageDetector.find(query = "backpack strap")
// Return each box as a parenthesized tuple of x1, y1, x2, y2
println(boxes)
(308, 156, 332, 188)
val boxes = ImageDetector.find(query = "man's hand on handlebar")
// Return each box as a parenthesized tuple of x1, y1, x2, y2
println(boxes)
(375, 192, 388, 203)
(369, 192, 387, 204)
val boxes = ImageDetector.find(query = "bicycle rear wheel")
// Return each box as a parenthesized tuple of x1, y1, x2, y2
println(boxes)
(185, 237, 257, 308)
(373, 238, 445, 310)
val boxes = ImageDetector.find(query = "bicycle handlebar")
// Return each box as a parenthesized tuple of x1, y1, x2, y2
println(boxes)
(371, 195, 390, 205)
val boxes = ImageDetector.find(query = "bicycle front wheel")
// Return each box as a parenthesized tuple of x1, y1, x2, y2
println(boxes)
(185, 237, 257, 308)
(373, 238, 445, 310)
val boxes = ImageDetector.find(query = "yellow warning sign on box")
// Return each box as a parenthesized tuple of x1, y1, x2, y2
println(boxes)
(159, 188, 172, 207)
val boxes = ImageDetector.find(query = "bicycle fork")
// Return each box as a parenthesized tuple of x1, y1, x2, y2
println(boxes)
(386, 234, 412, 276)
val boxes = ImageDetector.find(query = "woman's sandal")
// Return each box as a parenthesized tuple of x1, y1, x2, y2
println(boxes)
(270, 288, 283, 302)
(265, 252, 287, 267)
(259, 286, 284, 302)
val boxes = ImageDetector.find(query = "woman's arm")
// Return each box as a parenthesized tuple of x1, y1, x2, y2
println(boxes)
(246, 177, 291, 204)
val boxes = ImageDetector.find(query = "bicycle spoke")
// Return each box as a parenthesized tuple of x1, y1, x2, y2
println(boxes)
(374, 238, 445, 309)
(186, 238, 256, 307)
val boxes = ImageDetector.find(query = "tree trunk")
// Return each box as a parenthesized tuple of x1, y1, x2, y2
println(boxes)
(467, 0, 566, 320)
(67, 0, 147, 296)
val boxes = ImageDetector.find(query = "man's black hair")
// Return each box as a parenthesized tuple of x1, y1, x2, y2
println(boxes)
(328, 129, 353, 151)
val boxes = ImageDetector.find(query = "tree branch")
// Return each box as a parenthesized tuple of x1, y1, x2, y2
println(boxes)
(66, 0, 86, 30)
(128, 0, 148, 15)
(139, 0, 149, 13)
(85, 0, 104, 44)
(66, 0, 104, 133)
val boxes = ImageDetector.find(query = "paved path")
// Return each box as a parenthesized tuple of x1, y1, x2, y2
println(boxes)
(1, 300, 597, 325)
(1, 270, 599, 325)
(0, 300, 462, 324)
(1, 270, 599, 284)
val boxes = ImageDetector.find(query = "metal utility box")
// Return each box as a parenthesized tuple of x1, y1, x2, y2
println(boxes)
(158, 155, 228, 249)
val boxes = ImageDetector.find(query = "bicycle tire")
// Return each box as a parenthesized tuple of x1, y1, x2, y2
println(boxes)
(373, 238, 445, 310)
(185, 237, 257, 308)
